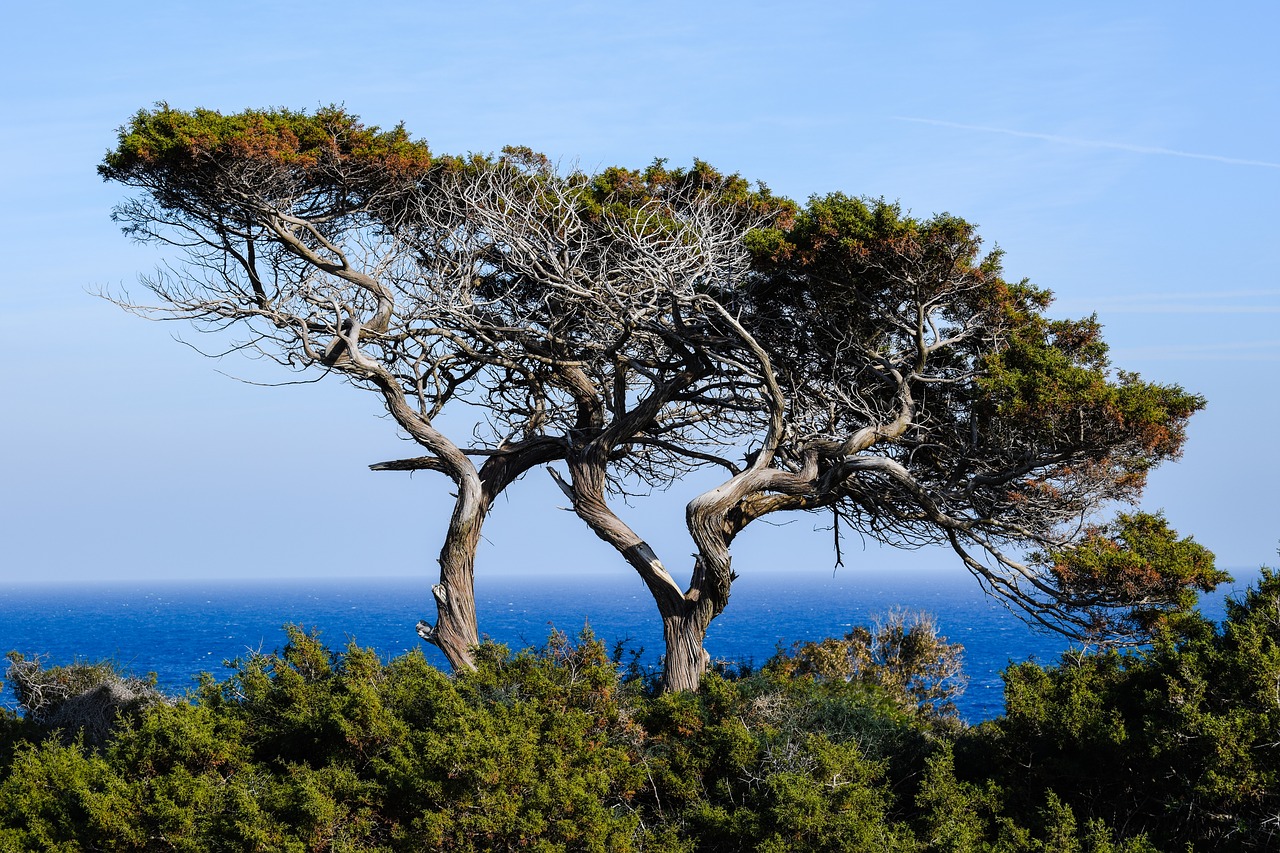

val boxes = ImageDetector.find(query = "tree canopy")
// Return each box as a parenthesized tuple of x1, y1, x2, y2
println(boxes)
(101, 104, 1223, 691)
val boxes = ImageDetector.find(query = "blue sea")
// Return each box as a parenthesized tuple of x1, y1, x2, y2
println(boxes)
(0, 569, 1260, 722)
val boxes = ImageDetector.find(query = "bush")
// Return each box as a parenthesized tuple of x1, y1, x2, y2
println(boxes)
(962, 568, 1280, 851)
(17, 595, 1280, 851)
(767, 609, 967, 719)
(4, 653, 169, 747)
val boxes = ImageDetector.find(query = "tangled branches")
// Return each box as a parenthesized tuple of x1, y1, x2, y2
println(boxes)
(5, 653, 170, 746)
(100, 105, 1220, 691)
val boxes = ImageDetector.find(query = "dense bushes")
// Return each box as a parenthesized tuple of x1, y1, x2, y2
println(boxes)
(2, 574, 1278, 851)
(962, 569, 1280, 851)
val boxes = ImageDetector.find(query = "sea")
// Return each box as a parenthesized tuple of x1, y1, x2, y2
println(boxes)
(0, 568, 1261, 723)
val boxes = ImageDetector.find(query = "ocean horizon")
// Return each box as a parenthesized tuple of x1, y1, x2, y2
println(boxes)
(0, 567, 1263, 723)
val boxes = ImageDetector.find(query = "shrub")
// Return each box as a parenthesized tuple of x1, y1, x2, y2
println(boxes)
(963, 568, 1280, 851)
(767, 609, 967, 718)
(16, 603, 1267, 850)
(4, 653, 169, 747)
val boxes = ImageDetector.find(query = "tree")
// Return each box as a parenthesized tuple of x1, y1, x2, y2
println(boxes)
(100, 105, 547, 672)
(100, 105, 774, 677)
(102, 105, 1222, 692)
(692, 197, 1224, 653)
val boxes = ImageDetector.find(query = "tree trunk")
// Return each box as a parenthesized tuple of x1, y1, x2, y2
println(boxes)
(660, 603, 713, 693)
(372, 381, 491, 672)
(419, 504, 485, 671)
(556, 449, 719, 691)
(374, 438, 564, 673)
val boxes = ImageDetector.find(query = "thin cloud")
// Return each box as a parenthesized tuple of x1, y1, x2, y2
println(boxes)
(894, 117, 1280, 170)
(1054, 289, 1280, 315)
(1113, 340, 1280, 361)
(1086, 289, 1280, 302)
(1093, 305, 1280, 314)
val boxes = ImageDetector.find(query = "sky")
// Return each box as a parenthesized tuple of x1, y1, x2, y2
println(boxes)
(1, 2, 1277, 591)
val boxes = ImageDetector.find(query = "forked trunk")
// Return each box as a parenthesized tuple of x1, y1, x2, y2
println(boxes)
(656, 554, 726, 693)
(555, 441, 736, 693)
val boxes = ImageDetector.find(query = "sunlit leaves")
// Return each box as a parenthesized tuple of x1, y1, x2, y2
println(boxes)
(1037, 512, 1226, 634)
(100, 103, 432, 182)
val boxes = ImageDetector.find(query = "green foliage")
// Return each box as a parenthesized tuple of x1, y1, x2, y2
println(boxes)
(0, 628, 648, 851)
(101, 105, 787, 273)
(631, 668, 926, 851)
(99, 104, 435, 247)
(0, 738, 137, 851)
(965, 567, 1280, 851)
(8, 580, 1280, 850)
(745, 195, 994, 381)
(980, 331, 1205, 481)
(101, 103, 432, 182)
(1035, 512, 1227, 634)
(759, 189, 1210, 479)
(550, 156, 795, 265)
(742, 194, 1212, 645)
(768, 609, 967, 718)
(0, 623, 935, 850)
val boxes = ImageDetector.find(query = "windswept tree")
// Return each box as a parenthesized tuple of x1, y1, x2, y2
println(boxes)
(537, 192, 1220, 689)
(661, 197, 1222, 686)
(99, 105, 774, 674)
(99, 106, 564, 671)
(102, 105, 1222, 692)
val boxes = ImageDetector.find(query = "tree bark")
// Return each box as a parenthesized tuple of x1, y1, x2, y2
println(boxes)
(375, 437, 565, 672)
(368, 376, 491, 671)
(660, 604, 713, 693)
(555, 447, 727, 691)
(368, 447, 482, 670)
(421, 503, 484, 671)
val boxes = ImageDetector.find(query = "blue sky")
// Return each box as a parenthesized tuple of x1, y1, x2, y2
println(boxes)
(2, 2, 1277, 588)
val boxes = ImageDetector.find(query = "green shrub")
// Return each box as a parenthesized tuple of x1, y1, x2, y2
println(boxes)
(19, 596, 1280, 851)
(963, 568, 1280, 851)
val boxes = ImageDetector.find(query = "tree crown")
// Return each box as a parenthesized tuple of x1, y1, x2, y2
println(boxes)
(101, 103, 432, 181)
(100, 105, 1218, 654)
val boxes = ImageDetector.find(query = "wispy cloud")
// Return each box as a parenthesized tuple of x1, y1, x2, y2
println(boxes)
(1100, 289, 1280, 301)
(1092, 305, 1280, 315)
(1054, 289, 1280, 315)
(1112, 340, 1280, 362)
(893, 117, 1280, 170)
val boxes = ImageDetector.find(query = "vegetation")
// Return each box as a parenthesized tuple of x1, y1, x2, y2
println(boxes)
(74, 101, 1257, 849)
(102, 105, 1219, 690)
(3, 653, 168, 748)
(3, 568, 1277, 851)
